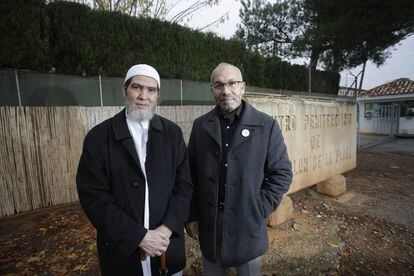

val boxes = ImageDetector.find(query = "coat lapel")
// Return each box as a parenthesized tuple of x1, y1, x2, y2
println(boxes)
(231, 102, 263, 151)
(112, 109, 145, 178)
(145, 114, 164, 175)
(202, 107, 222, 148)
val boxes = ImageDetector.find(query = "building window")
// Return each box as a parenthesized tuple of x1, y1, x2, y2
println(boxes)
(364, 103, 373, 118)
(406, 101, 414, 117)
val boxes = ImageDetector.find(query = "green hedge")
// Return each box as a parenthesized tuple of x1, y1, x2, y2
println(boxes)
(0, 0, 339, 93)
(0, 0, 50, 70)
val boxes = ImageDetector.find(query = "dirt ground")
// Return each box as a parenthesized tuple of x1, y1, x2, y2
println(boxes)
(1, 149, 413, 275)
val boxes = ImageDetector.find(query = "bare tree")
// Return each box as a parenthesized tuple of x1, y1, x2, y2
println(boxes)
(59, 0, 224, 24)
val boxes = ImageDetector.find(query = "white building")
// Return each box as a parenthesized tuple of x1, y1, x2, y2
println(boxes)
(338, 86, 362, 98)
(357, 78, 414, 136)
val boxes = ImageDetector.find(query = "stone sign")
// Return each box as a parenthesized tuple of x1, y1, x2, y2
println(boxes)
(246, 95, 357, 194)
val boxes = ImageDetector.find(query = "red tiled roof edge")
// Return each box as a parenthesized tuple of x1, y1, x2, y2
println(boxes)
(360, 78, 414, 97)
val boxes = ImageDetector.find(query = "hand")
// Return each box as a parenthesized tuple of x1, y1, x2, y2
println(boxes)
(185, 221, 199, 240)
(156, 224, 172, 240)
(139, 229, 170, 258)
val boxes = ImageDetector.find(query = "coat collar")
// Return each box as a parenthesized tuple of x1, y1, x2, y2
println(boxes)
(231, 101, 263, 150)
(112, 109, 130, 140)
(202, 100, 263, 149)
(237, 100, 264, 127)
(112, 108, 164, 177)
(202, 105, 222, 147)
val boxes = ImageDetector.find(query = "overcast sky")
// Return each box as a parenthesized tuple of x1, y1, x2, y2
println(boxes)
(174, 0, 414, 90)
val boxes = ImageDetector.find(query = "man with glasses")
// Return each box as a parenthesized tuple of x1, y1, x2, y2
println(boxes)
(77, 64, 192, 276)
(186, 63, 292, 275)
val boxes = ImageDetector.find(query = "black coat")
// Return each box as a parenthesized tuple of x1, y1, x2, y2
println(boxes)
(188, 101, 292, 267)
(76, 109, 192, 276)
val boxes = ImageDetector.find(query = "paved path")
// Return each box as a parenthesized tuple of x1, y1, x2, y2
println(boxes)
(358, 134, 414, 156)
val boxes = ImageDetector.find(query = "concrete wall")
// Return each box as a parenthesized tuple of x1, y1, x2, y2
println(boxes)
(358, 101, 375, 134)
(399, 117, 414, 135)
(245, 95, 357, 194)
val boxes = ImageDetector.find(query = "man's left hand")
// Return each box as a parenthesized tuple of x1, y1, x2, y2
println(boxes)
(156, 224, 172, 240)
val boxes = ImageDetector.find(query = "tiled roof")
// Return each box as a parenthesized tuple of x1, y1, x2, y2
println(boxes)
(360, 78, 414, 97)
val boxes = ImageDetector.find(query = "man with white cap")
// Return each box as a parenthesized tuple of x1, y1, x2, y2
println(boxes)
(77, 64, 192, 275)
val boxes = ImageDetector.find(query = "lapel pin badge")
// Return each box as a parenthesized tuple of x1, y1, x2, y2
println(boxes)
(241, 129, 250, 137)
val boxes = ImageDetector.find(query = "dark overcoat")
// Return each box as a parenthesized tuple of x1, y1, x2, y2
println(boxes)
(76, 109, 192, 276)
(188, 101, 292, 267)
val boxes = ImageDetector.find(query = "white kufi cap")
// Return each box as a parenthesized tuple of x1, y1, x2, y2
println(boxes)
(124, 64, 160, 88)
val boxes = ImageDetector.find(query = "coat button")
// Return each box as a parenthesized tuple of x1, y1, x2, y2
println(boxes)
(131, 182, 140, 188)
(104, 241, 110, 246)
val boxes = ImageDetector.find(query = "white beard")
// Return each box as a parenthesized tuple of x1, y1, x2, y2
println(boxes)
(125, 99, 156, 122)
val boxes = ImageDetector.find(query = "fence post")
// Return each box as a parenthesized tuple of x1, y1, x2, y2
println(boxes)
(180, 79, 183, 106)
(99, 75, 103, 106)
(15, 70, 22, 106)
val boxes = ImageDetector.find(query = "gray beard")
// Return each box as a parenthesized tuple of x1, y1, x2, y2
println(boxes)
(125, 99, 156, 122)
(220, 103, 237, 113)
(219, 101, 241, 113)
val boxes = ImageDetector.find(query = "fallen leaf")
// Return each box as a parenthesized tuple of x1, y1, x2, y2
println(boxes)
(27, 256, 39, 263)
(329, 243, 339, 248)
(73, 264, 86, 271)
(67, 253, 77, 259)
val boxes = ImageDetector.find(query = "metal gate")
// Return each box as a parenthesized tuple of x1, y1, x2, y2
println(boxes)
(373, 104, 400, 135)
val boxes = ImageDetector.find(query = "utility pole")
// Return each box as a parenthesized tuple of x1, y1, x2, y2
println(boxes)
(358, 60, 367, 94)
(304, 60, 317, 95)
(350, 70, 363, 149)
(308, 64, 311, 95)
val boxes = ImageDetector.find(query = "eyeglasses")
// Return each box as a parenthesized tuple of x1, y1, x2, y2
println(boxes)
(211, 81, 243, 91)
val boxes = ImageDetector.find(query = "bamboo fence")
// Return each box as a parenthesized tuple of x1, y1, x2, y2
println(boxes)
(0, 106, 212, 217)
